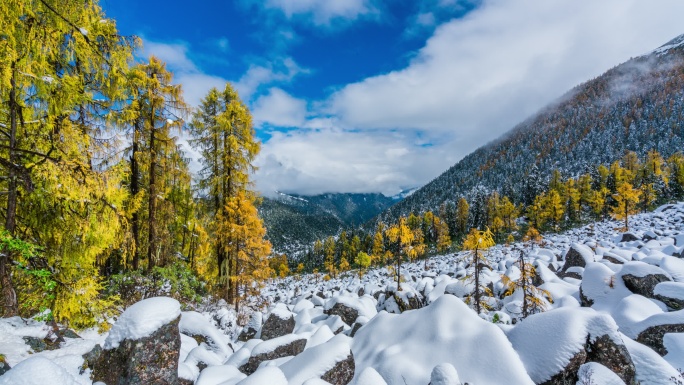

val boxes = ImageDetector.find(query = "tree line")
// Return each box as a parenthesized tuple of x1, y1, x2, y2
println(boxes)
(0, 0, 271, 328)
(298, 149, 684, 286)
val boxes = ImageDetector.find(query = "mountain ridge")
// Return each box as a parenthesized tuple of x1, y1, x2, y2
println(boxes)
(372, 32, 684, 225)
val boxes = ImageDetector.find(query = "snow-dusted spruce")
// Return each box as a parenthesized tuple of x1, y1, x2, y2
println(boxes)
(3, 203, 684, 384)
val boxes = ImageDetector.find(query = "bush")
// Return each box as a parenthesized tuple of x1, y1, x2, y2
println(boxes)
(106, 262, 208, 309)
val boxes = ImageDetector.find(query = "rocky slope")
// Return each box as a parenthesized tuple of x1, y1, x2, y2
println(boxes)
(2, 203, 684, 384)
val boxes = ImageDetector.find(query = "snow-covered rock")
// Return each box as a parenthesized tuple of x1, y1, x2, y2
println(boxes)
(507, 307, 635, 384)
(353, 295, 534, 385)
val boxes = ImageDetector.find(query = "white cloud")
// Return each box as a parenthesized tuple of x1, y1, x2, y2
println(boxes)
(141, 39, 228, 107)
(252, 88, 308, 127)
(255, 128, 455, 196)
(327, 0, 684, 145)
(143, 41, 198, 73)
(235, 57, 307, 101)
(260, 0, 377, 26)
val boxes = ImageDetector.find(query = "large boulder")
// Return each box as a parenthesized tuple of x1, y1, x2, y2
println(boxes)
(92, 297, 182, 385)
(324, 295, 377, 327)
(620, 233, 639, 243)
(562, 243, 595, 272)
(508, 307, 636, 385)
(239, 335, 307, 375)
(320, 353, 354, 385)
(622, 272, 671, 299)
(324, 303, 358, 326)
(260, 304, 295, 341)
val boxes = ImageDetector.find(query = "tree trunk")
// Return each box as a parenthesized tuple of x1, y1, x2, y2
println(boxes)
(474, 246, 480, 314)
(2, 68, 20, 317)
(147, 110, 157, 271)
(130, 120, 141, 270)
(520, 251, 528, 318)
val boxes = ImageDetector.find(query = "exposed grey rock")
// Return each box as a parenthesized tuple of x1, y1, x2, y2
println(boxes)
(238, 325, 259, 342)
(579, 287, 594, 307)
(540, 335, 635, 385)
(654, 293, 684, 311)
(585, 335, 636, 385)
(390, 291, 424, 312)
(80, 344, 102, 374)
(602, 254, 625, 264)
(325, 302, 359, 326)
(321, 353, 355, 385)
(622, 273, 671, 298)
(636, 323, 684, 356)
(260, 311, 295, 341)
(22, 336, 59, 353)
(540, 349, 587, 385)
(92, 316, 181, 385)
(349, 323, 363, 338)
(562, 244, 593, 272)
(621, 233, 639, 242)
(239, 338, 306, 375)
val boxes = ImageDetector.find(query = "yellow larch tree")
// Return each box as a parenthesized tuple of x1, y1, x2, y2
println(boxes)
(461, 227, 495, 314)
(611, 182, 641, 230)
(502, 249, 552, 318)
(221, 191, 272, 313)
(385, 217, 426, 290)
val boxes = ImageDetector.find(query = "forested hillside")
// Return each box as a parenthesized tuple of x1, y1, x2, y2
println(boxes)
(259, 192, 397, 255)
(378, 34, 684, 223)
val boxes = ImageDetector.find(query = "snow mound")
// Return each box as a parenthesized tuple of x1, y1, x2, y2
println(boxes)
(576, 362, 625, 385)
(352, 295, 533, 385)
(353, 367, 388, 385)
(324, 294, 377, 319)
(104, 296, 181, 349)
(234, 366, 288, 385)
(280, 334, 352, 385)
(196, 364, 245, 385)
(180, 311, 232, 357)
(0, 356, 82, 385)
(507, 307, 622, 384)
(622, 335, 682, 384)
(430, 363, 461, 385)
(654, 281, 684, 300)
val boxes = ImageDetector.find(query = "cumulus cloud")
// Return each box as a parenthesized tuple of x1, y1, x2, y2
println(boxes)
(327, 0, 684, 140)
(257, 0, 684, 196)
(255, 128, 456, 196)
(252, 88, 308, 127)
(140, 0, 684, 196)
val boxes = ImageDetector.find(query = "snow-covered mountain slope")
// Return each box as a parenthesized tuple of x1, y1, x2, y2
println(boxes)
(3, 204, 684, 384)
(260, 192, 397, 256)
(376, 32, 684, 224)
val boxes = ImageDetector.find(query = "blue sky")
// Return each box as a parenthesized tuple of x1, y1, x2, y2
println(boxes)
(102, 0, 684, 196)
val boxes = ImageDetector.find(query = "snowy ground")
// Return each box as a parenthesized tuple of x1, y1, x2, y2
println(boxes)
(2, 204, 684, 384)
